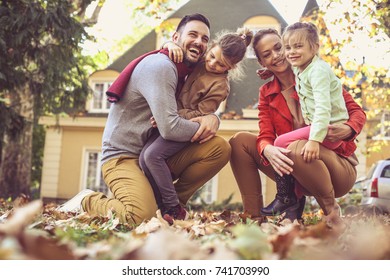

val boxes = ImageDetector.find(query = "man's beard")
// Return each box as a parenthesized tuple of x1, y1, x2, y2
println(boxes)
(178, 40, 203, 66)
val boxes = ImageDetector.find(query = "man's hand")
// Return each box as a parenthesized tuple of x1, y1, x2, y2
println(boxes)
(326, 123, 353, 142)
(190, 114, 219, 143)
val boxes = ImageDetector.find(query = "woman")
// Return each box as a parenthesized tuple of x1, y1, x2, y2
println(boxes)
(229, 28, 366, 226)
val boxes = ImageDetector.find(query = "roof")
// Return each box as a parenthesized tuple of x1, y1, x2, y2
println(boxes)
(108, 0, 288, 72)
(301, 0, 319, 18)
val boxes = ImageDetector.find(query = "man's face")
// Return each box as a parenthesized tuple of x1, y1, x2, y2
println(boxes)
(173, 20, 210, 65)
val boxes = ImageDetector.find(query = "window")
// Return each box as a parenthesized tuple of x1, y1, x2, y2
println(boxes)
(195, 176, 218, 204)
(90, 82, 112, 113)
(373, 111, 390, 140)
(381, 165, 390, 178)
(83, 150, 109, 195)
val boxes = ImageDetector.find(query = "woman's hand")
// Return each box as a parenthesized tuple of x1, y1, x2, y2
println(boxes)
(263, 145, 294, 176)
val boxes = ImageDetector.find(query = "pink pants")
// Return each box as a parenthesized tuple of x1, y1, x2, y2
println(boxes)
(274, 126, 342, 150)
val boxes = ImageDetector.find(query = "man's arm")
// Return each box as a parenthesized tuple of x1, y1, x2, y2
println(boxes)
(137, 54, 199, 141)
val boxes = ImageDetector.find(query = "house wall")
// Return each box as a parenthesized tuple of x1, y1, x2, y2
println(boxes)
(39, 116, 278, 203)
(40, 117, 107, 200)
(40, 115, 369, 206)
(40, 127, 62, 198)
(58, 127, 104, 198)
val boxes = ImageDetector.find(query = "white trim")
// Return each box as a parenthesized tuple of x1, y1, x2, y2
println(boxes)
(211, 175, 218, 203)
(88, 81, 112, 113)
(40, 128, 63, 198)
(80, 147, 109, 195)
(198, 175, 218, 204)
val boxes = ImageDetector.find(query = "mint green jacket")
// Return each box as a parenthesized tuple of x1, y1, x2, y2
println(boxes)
(293, 56, 349, 142)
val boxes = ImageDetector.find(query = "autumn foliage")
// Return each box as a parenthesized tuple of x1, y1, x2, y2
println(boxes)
(1, 197, 390, 260)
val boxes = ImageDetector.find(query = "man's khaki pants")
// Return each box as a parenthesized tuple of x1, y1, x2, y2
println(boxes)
(82, 136, 230, 225)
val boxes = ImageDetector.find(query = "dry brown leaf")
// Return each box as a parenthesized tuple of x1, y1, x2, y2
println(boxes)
(12, 194, 30, 208)
(0, 200, 43, 236)
(135, 217, 167, 235)
(133, 228, 208, 259)
(342, 219, 390, 259)
(269, 224, 300, 259)
(204, 220, 227, 235)
(299, 221, 344, 239)
(19, 231, 75, 260)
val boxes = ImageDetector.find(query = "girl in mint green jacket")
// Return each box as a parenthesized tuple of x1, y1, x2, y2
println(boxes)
(274, 22, 348, 163)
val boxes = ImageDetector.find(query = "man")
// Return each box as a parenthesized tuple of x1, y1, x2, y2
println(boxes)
(58, 14, 231, 225)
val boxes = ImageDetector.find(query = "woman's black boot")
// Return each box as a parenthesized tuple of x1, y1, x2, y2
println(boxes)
(284, 196, 306, 221)
(261, 173, 298, 216)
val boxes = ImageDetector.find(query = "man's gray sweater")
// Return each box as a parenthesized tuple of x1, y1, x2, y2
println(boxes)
(101, 53, 200, 164)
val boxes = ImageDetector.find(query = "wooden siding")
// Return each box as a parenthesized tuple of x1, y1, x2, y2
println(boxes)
(40, 127, 63, 198)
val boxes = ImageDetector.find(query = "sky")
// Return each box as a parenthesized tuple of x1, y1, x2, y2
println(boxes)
(86, 0, 389, 68)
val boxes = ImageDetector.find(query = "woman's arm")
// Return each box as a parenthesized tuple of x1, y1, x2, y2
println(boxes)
(256, 85, 294, 175)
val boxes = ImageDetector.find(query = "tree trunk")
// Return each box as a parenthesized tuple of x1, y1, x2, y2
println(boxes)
(0, 85, 34, 199)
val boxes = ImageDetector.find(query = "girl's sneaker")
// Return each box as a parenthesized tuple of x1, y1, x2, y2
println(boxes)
(162, 204, 189, 225)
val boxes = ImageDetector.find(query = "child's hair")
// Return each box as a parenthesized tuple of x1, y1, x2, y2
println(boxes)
(252, 28, 280, 61)
(282, 22, 319, 54)
(211, 27, 253, 81)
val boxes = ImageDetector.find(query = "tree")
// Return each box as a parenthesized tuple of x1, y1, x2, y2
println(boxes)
(0, 0, 105, 199)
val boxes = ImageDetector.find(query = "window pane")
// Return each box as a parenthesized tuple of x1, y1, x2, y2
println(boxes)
(86, 151, 109, 194)
(93, 84, 104, 109)
(86, 152, 98, 188)
(105, 83, 112, 110)
(381, 165, 390, 178)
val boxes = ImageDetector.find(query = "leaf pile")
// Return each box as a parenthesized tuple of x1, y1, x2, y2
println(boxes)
(1, 197, 390, 260)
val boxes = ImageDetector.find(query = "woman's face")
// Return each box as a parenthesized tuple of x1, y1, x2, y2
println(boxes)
(254, 33, 290, 74)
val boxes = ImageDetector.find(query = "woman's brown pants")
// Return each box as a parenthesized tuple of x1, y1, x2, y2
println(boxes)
(229, 132, 356, 216)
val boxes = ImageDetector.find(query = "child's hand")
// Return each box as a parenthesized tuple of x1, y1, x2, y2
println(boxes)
(256, 68, 274, 80)
(164, 42, 183, 63)
(150, 116, 157, 128)
(300, 140, 320, 163)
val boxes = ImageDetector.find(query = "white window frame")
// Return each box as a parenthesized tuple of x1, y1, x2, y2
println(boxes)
(373, 111, 390, 140)
(195, 176, 218, 204)
(89, 80, 112, 113)
(80, 148, 109, 195)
